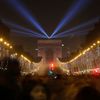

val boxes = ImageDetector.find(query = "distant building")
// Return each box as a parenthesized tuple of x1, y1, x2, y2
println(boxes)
(38, 40, 62, 65)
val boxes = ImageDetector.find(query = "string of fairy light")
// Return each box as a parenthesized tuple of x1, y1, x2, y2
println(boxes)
(58, 40, 100, 75)
(67, 41, 100, 64)
(0, 37, 40, 74)
(0, 38, 13, 49)
(0, 37, 33, 62)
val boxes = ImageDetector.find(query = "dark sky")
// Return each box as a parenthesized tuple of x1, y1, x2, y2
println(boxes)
(0, 0, 100, 35)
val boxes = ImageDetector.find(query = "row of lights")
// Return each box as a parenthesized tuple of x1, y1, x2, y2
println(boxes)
(21, 55, 31, 63)
(0, 38, 40, 75)
(0, 37, 31, 63)
(0, 38, 13, 49)
(67, 40, 100, 63)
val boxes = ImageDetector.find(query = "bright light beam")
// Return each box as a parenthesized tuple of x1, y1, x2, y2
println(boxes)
(3, 20, 42, 35)
(53, 17, 99, 38)
(8, 0, 49, 38)
(50, 0, 89, 38)
(11, 30, 35, 37)
(53, 27, 92, 38)
(3, 20, 46, 38)
(11, 29, 46, 38)
(54, 26, 93, 38)
(53, 29, 91, 38)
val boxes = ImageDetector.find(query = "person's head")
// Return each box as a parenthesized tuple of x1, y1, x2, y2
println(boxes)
(75, 86, 100, 100)
(22, 78, 48, 100)
(30, 83, 47, 100)
(61, 80, 90, 100)
(0, 57, 21, 81)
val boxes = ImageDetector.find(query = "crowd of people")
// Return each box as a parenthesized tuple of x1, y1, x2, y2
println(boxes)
(0, 57, 100, 100)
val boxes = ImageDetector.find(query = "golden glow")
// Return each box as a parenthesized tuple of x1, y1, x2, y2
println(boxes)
(15, 53, 17, 56)
(4, 42, 7, 45)
(21, 54, 31, 63)
(82, 52, 85, 55)
(6, 43, 10, 46)
(0, 38, 3, 42)
(93, 43, 96, 46)
(91, 45, 93, 48)
(68, 41, 98, 63)
(0, 38, 31, 63)
(86, 48, 90, 51)
(10, 46, 13, 49)
(97, 41, 100, 44)
(67, 40, 100, 64)
(21, 55, 23, 57)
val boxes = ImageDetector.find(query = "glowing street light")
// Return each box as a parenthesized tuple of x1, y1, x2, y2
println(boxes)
(0, 38, 3, 42)
(10, 46, 13, 49)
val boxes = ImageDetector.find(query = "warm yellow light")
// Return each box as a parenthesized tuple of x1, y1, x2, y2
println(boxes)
(7, 43, 10, 46)
(4, 42, 7, 45)
(74, 58, 77, 60)
(80, 53, 82, 56)
(93, 43, 96, 46)
(27, 59, 30, 62)
(97, 41, 100, 44)
(82, 51, 86, 55)
(91, 45, 93, 48)
(21, 55, 23, 57)
(10, 46, 13, 49)
(78, 53, 82, 57)
(15, 53, 17, 56)
(86, 48, 90, 51)
(0, 38, 3, 42)
(69, 60, 72, 63)
(24, 57, 27, 60)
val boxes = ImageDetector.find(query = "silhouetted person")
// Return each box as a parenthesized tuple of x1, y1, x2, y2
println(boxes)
(22, 78, 49, 100)
(75, 86, 100, 100)
(0, 57, 21, 100)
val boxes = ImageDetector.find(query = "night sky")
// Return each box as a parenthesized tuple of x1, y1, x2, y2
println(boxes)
(0, 0, 100, 34)
(0, 0, 100, 54)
